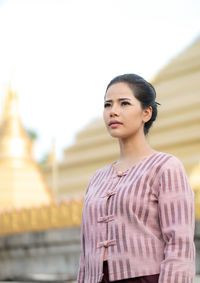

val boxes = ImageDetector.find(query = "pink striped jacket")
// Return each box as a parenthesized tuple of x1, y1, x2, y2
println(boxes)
(77, 152, 195, 283)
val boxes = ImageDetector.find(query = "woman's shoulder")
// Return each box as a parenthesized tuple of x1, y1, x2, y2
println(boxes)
(89, 163, 112, 182)
(93, 163, 112, 175)
(157, 152, 193, 196)
(157, 151, 186, 174)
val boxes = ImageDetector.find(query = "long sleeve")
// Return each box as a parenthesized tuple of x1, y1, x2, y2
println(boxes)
(77, 216, 85, 283)
(77, 175, 95, 283)
(158, 157, 196, 283)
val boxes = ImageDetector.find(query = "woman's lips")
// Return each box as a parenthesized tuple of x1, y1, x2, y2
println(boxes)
(110, 123, 122, 128)
(109, 122, 123, 128)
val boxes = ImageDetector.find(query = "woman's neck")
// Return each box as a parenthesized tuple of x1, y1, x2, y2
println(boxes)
(117, 132, 156, 167)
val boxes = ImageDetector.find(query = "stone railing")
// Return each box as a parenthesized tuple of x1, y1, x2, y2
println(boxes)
(0, 199, 83, 235)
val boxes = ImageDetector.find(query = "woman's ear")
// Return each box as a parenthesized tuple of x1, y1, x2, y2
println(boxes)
(143, 106, 152, 123)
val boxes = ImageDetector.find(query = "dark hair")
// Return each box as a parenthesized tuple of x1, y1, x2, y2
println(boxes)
(105, 73, 160, 135)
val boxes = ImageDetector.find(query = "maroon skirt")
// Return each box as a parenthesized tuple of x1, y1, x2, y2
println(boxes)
(101, 261, 159, 283)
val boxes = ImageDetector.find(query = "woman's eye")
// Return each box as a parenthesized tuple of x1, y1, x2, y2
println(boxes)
(121, 101, 130, 106)
(104, 103, 111, 108)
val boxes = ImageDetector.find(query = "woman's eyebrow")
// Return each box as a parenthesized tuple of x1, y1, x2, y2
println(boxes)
(104, 98, 132, 102)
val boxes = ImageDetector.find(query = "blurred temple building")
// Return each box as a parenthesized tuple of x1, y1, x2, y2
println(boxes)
(0, 36, 199, 281)
(0, 86, 81, 281)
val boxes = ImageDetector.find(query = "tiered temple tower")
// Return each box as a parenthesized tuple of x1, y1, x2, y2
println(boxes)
(0, 86, 53, 209)
(149, 36, 200, 172)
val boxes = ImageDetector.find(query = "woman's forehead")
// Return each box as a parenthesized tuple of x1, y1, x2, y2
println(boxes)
(105, 82, 134, 99)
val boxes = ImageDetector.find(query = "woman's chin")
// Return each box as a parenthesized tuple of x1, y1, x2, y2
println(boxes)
(108, 132, 125, 139)
(108, 131, 136, 140)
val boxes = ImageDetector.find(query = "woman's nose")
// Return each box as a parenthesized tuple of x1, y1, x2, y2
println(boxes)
(110, 105, 119, 116)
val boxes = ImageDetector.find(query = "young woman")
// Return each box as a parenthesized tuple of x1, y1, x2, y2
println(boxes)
(77, 74, 195, 283)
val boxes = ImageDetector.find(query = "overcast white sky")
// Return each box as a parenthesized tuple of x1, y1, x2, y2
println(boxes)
(0, 0, 199, 161)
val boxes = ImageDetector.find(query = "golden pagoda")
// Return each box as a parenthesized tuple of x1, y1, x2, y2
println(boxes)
(149, 36, 200, 173)
(0, 86, 53, 209)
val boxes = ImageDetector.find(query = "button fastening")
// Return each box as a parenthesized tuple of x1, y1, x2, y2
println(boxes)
(117, 171, 123, 177)
(97, 215, 114, 223)
(107, 190, 116, 197)
(103, 241, 108, 247)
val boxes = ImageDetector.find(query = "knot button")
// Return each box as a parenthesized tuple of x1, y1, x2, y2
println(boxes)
(117, 171, 123, 177)
(97, 215, 114, 223)
(103, 241, 108, 247)
(107, 190, 115, 197)
(97, 239, 116, 248)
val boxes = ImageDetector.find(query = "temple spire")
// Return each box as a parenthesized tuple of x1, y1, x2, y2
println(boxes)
(0, 85, 52, 209)
(0, 86, 33, 160)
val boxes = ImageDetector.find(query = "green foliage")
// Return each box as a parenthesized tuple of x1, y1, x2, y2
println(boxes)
(26, 129, 38, 140)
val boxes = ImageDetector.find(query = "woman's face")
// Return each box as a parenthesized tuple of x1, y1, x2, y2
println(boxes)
(103, 82, 151, 139)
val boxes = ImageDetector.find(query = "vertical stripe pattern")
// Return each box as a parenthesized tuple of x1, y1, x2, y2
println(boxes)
(77, 152, 195, 283)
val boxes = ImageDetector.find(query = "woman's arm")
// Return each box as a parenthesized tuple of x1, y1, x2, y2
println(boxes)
(77, 216, 85, 283)
(158, 157, 196, 283)
(76, 174, 96, 283)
